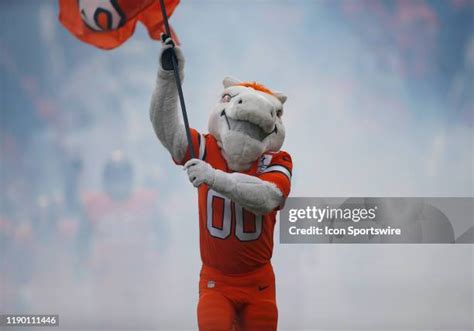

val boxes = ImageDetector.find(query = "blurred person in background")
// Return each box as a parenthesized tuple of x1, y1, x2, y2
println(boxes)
(56, 152, 88, 277)
(80, 150, 170, 324)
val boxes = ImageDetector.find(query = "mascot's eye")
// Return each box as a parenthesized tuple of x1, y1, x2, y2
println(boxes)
(276, 109, 283, 117)
(221, 93, 233, 103)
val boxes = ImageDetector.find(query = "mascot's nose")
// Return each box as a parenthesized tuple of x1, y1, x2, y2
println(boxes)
(230, 93, 276, 132)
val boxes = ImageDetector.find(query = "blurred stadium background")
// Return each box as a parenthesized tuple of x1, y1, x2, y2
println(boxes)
(0, 0, 473, 330)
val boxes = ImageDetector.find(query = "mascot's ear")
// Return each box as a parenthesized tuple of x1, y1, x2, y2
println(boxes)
(273, 91, 287, 105)
(223, 76, 242, 88)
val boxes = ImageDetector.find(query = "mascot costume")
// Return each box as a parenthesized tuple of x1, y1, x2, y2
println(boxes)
(150, 36, 293, 331)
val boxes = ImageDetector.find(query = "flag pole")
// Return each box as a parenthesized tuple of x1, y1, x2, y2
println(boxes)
(158, 0, 195, 159)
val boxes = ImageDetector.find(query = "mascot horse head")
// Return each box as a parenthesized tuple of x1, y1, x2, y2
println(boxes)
(208, 77, 287, 171)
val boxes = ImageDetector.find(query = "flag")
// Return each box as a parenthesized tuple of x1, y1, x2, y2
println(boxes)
(59, 0, 180, 50)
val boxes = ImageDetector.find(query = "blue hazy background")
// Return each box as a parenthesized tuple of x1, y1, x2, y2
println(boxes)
(1, 0, 473, 330)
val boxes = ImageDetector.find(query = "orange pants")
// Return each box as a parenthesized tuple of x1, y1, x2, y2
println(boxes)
(197, 263, 278, 331)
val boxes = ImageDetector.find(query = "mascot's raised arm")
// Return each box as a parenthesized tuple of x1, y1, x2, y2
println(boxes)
(150, 35, 292, 331)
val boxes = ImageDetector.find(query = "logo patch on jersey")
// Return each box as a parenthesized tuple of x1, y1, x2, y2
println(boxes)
(257, 154, 274, 174)
(207, 280, 216, 288)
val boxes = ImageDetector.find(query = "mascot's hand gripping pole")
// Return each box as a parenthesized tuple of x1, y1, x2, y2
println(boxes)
(158, 0, 195, 159)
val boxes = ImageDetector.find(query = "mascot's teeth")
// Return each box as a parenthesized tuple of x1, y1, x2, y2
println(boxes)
(221, 110, 276, 141)
(221, 109, 231, 129)
(227, 118, 269, 142)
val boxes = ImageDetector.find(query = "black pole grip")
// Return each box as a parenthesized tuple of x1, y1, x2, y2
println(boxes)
(158, 0, 196, 159)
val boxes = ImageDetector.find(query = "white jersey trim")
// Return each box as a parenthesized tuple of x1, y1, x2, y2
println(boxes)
(262, 165, 291, 180)
(199, 134, 206, 160)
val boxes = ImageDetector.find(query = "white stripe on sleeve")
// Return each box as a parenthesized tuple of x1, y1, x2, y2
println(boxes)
(199, 134, 206, 160)
(262, 165, 291, 180)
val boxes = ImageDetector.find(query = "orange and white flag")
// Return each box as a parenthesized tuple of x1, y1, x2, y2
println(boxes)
(59, 0, 180, 50)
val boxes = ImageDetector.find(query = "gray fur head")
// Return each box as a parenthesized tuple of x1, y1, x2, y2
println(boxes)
(208, 77, 287, 171)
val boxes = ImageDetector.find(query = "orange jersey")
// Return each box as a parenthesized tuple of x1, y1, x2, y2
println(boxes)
(175, 129, 292, 274)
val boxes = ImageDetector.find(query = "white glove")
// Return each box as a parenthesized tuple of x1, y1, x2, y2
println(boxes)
(183, 159, 216, 187)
